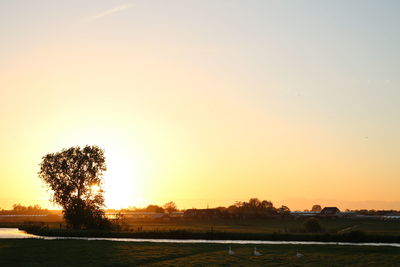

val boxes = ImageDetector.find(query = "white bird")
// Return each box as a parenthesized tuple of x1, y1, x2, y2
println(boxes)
(296, 250, 304, 257)
(254, 246, 262, 256)
(228, 246, 235, 255)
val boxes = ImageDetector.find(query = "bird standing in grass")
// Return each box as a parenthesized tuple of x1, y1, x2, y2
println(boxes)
(228, 246, 235, 255)
(254, 246, 262, 256)
(296, 250, 304, 257)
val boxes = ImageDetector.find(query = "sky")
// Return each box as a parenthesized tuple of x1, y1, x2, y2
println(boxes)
(0, 0, 399, 211)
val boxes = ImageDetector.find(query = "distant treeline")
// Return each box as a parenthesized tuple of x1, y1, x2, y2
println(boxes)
(0, 204, 53, 215)
(120, 205, 165, 213)
(349, 209, 400, 216)
(184, 198, 290, 220)
(115, 199, 400, 217)
(2, 201, 399, 217)
(112, 198, 289, 219)
(116, 201, 178, 214)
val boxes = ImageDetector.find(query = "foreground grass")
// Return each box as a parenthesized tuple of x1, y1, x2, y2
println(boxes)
(0, 239, 399, 266)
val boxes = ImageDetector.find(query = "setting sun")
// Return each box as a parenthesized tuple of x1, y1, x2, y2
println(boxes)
(102, 143, 149, 209)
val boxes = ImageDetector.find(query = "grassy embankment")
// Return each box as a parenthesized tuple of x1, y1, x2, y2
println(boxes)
(1, 239, 400, 266)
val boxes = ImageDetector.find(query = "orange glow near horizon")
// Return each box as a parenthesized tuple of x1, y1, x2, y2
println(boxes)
(0, 1, 400, 211)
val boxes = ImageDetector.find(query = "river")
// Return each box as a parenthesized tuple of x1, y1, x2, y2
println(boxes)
(1, 228, 399, 247)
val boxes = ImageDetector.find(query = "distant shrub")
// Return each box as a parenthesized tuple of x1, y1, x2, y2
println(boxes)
(303, 217, 323, 233)
(342, 230, 367, 242)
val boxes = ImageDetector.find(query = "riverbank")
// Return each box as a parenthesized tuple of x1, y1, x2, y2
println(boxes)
(21, 226, 400, 244)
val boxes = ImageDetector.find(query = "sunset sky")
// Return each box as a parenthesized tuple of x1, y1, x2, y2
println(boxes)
(1, 1, 399, 211)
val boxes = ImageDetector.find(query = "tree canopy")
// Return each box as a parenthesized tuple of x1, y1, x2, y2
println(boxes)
(311, 204, 322, 212)
(163, 201, 178, 214)
(39, 145, 110, 229)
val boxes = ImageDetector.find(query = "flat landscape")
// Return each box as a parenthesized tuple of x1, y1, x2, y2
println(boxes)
(3, 216, 399, 235)
(4, 216, 400, 243)
(1, 239, 400, 266)
(115, 218, 400, 236)
(1, 1, 400, 266)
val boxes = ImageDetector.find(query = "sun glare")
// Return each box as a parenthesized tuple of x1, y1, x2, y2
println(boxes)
(102, 145, 147, 209)
(90, 184, 101, 194)
(54, 127, 150, 210)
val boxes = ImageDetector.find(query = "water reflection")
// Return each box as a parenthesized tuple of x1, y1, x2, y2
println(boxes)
(0, 228, 38, 238)
(40, 236, 400, 247)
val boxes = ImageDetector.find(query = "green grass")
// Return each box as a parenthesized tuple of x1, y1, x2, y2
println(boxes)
(117, 217, 400, 235)
(0, 239, 399, 266)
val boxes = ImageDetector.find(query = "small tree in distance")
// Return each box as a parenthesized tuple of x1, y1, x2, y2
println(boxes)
(278, 205, 291, 215)
(163, 201, 178, 214)
(144, 205, 165, 213)
(39, 145, 111, 229)
(311, 204, 322, 212)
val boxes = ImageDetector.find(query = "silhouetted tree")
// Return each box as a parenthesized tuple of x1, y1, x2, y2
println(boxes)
(163, 201, 178, 214)
(39, 145, 111, 229)
(144, 205, 164, 213)
(248, 198, 262, 208)
(311, 205, 322, 212)
(228, 198, 277, 218)
(261, 200, 273, 209)
(278, 205, 291, 215)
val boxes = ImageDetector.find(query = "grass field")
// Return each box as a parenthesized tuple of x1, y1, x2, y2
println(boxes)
(0, 239, 399, 266)
(115, 217, 400, 235)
